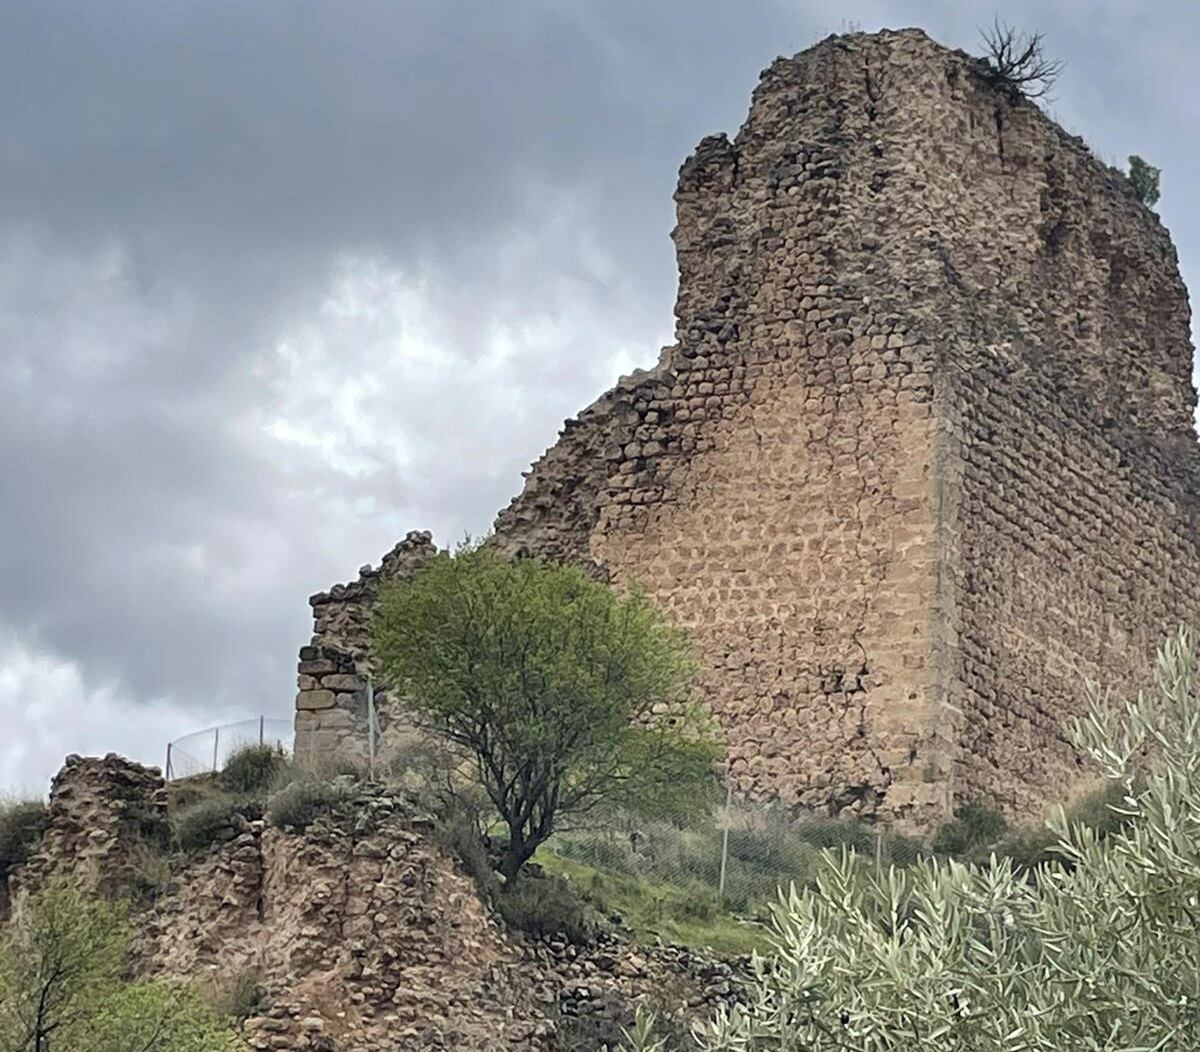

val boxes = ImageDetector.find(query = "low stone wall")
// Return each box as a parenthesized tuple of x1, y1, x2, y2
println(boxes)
(292, 530, 437, 768)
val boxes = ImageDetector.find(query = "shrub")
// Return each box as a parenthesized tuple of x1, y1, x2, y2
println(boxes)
(117, 796, 171, 851)
(0, 883, 240, 1050)
(618, 1007, 699, 1052)
(993, 781, 1133, 874)
(563, 997, 699, 1052)
(267, 778, 345, 832)
(0, 798, 47, 879)
(930, 800, 1008, 857)
(978, 20, 1064, 100)
(431, 803, 499, 903)
(1127, 154, 1161, 207)
(205, 968, 268, 1021)
(673, 628, 1200, 1051)
(167, 776, 219, 812)
(126, 840, 174, 902)
(540, 852, 770, 956)
(219, 743, 289, 796)
(549, 802, 926, 920)
(173, 795, 243, 853)
(496, 871, 598, 944)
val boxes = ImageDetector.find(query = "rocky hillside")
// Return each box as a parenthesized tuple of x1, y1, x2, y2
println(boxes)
(4, 754, 741, 1051)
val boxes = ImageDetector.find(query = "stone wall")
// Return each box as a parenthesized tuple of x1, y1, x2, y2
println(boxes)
(873, 34, 1200, 816)
(492, 29, 1200, 826)
(10, 753, 169, 903)
(140, 788, 553, 1052)
(292, 531, 437, 767)
(140, 786, 739, 1052)
(495, 34, 952, 826)
(945, 357, 1200, 815)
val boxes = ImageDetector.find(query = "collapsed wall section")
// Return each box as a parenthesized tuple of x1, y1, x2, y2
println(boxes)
(8, 754, 169, 905)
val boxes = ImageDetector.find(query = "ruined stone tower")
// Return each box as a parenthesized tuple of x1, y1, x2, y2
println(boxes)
(295, 29, 1200, 828)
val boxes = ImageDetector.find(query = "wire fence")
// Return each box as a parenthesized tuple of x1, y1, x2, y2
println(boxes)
(165, 717, 294, 781)
(544, 788, 929, 919)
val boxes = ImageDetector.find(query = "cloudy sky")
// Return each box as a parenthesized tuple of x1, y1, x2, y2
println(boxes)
(1, 1, 1196, 794)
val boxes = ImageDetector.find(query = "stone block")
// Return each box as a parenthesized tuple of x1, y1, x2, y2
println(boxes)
(321, 673, 362, 692)
(296, 690, 336, 711)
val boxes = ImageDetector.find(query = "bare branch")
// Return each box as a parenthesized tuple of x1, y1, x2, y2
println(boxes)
(979, 20, 1064, 100)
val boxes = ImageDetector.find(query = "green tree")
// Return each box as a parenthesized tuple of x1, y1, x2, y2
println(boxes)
(1128, 154, 1161, 207)
(372, 543, 719, 885)
(644, 627, 1200, 1051)
(0, 884, 240, 1052)
(0, 799, 47, 883)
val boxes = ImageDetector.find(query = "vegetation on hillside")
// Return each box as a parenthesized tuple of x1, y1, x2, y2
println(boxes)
(372, 542, 720, 885)
(616, 627, 1200, 1051)
(519, 785, 1130, 959)
(1127, 154, 1162, 207)
(170, 743, 353, 849)
(0, 883, 240, 1051)
(538, 851, 769, 957)
(0, 799, 47, 883)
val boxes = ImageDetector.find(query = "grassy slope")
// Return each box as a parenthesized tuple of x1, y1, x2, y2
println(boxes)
(536, 850, 771, 957)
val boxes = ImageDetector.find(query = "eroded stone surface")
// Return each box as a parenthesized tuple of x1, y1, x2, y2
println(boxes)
(11, 753, 169, 901)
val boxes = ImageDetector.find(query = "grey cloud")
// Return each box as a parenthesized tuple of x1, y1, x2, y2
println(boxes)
(1, 0, 1197, 791)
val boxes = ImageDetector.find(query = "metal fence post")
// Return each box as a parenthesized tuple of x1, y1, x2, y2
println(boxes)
(212, 727, 219, 773)
(718, 777, 733, 902)
(259, 714, 265, 746)
(165, 742, 173, 781)
(366, 675, 377, 780)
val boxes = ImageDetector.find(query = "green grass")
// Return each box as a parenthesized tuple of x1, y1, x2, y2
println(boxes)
(536, 850, 772, 957)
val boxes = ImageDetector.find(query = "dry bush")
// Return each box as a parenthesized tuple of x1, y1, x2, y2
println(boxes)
(204, 968, 269, 1021)
(979, 20, 1064, 99)
(219, 744, 289, 797)
(173, 794, 246, 853)
(266, 777, 348, 832)
(495, 871, 599, 944)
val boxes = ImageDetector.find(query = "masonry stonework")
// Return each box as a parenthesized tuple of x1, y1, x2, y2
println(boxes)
(293, 531, 437, 768)
(296, 29, 1200, 828)
(9, 754, 169, 903)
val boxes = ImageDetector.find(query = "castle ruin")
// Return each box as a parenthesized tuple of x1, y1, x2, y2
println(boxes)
(294, 29, 1200, 828)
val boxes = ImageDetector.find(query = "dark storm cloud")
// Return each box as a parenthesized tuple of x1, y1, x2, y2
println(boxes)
(1, 0, 1196, 790)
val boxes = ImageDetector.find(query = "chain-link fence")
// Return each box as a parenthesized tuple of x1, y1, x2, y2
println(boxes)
(165, 717, 294, 780)
(544, 788, 928, 919)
